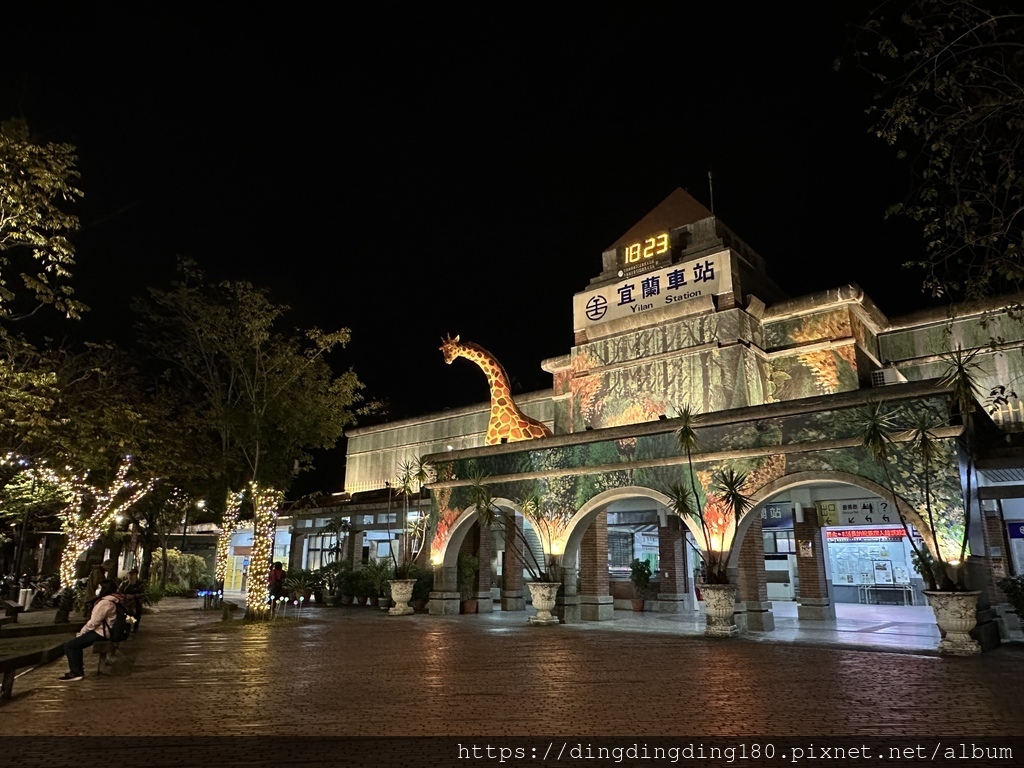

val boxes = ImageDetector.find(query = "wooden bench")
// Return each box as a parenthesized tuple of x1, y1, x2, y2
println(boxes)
(91, 640, 120, 674)
(0, 642, 66, 703)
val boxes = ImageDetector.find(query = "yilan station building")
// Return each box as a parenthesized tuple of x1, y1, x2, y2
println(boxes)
(284, 188, 1024, 648)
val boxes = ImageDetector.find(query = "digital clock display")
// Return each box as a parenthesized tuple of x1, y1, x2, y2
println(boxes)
(620, 232, 669, 265)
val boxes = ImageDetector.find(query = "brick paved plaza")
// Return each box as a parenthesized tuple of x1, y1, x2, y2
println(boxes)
(2, 598, 1021, 739)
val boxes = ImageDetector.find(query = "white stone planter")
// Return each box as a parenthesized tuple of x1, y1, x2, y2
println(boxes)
(924, 590, 981, 656)
(527, 582, 560, 625)
(701, 583, 739, 637)
(387, 579, 417, 616)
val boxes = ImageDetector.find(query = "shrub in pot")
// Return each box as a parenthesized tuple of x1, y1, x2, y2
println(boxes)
(629, 558, 653, 612)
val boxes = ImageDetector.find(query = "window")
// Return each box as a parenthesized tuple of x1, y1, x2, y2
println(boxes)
(763, 530, 795, 554)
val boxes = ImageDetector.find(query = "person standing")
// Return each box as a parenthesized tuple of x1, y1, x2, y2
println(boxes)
(82, 565, 106, 619)
(269, 562, 286, 609)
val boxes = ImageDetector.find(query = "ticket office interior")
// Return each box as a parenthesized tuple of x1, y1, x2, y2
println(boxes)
(765, 496, 928, 606)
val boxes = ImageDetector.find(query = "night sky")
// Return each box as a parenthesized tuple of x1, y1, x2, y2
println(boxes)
(3, 5, 937, 494)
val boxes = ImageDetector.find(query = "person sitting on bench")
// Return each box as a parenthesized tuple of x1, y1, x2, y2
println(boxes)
(58, 581, 124, 682)
(118, 568, 145, 634)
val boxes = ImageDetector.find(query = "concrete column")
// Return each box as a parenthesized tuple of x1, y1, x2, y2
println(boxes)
(501, 513, 525, 611)
(794, 503, 835, 620)
(736, 513, 774, 631)
(346, 531, 365, 569)
(579, 513, 613, 621)
(428, 562, 460, 616)
(657, 513, 693, 613)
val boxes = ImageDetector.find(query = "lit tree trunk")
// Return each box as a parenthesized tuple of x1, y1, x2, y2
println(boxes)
(244, 482, 283, 621)
(56, 459, 154, 588)
(214, 490, 244, 588)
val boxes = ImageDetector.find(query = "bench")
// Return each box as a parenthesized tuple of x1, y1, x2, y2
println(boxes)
(2, 600, 24, 623)
(0, 642, 66, 703)
(91, 640, 120, 674)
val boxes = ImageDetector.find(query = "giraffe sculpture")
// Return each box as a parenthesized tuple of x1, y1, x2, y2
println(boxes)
(439, 334, 553, 445)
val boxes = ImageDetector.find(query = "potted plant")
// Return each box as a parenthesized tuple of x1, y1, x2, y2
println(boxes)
(385, 458, 436, 615)
(338, 567, 359, 606)
(667, 404, 752, 637)
(283, 569, 316, 605)
(467, 473, 568, 625)
(629, 558, 653, 612)
(354, 569, 369, 606)
(457, 551, 480, 614)
(859, 349, 986, 655)
(410, 563, 432, 612)
(996, 574, 1024, 626)
(362, 559, 393, 608)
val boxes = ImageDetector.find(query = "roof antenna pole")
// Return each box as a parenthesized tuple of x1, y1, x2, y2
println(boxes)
(708, 170, 715, 214)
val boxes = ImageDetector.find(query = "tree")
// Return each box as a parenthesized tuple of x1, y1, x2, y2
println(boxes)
(0, 118, 84, 321)
(54, 456, 153, 587)
(851, 1, 1024, 299)
(134, 260, 368, 619)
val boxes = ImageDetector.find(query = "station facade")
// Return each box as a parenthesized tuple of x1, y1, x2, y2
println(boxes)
(292, 189, 1024, 643)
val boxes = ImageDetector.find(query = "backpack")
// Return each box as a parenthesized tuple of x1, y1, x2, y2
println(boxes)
(103, 598, 132, 642)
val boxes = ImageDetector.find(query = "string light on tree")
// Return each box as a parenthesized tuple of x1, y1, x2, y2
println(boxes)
(56, 456, 155, 587)
(214, 490, 245, 585)
(244, 482, 283, 621)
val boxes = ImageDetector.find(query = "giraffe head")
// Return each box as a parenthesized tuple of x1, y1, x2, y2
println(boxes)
(439, 334, 462, 364)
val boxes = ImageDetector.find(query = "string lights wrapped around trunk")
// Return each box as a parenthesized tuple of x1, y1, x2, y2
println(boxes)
(56, 457, 154, 587)
(214, 490, 245, 585)
(244, 482, 283, 620)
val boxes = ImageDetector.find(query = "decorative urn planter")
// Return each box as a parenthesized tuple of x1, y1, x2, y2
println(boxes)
(527, 582, 561, 625)
(387, 579, 416, 616)
(924, 590, 981, 656)
(700, 583, 739, 637)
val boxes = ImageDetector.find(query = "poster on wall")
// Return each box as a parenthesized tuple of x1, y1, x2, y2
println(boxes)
(873, 560, 894, 585)
(1007, 522, 1024, 575)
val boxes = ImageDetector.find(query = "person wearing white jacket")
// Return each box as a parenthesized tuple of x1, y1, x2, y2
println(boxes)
(58, 581, 123, 682)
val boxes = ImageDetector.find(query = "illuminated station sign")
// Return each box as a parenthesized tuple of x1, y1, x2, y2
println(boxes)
(574, 246, 731, 331)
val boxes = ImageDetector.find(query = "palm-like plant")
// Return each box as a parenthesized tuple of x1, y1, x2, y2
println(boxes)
(467, 472, 559, 582)
(667, 404, 752, 585)
(861, 348, 986, 591)
(387, 457, 434, 579)
(319, 516, 351, 565)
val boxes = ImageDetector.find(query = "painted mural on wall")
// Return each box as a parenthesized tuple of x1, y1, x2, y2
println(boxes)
(764, 310, 860, 399)
(558, 307, 868, 435)
(428, 392, 967, 565)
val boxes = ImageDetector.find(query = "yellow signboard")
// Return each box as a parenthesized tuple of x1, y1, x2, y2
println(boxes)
(817, 501, 840, 526)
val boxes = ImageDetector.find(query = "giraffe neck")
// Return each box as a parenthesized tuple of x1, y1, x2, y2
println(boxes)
(456, 343, 513, 406)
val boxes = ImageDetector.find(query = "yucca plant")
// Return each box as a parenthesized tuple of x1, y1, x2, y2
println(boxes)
(858, 346, 983, 592)
(666, 404, 753, 585)
(467, 472, 560, 582)
(386, 457, 435, 579)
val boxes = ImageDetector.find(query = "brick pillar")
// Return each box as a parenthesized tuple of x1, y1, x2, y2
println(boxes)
(501, 512, 525, 611)
(795, 505, 834, 620)
(656, 514, 693, 613)
(736, 514, 774, 631)
(579, 512, 613, 621)
(968, 500, 1007, 649)
(475, 521, 494, 613)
